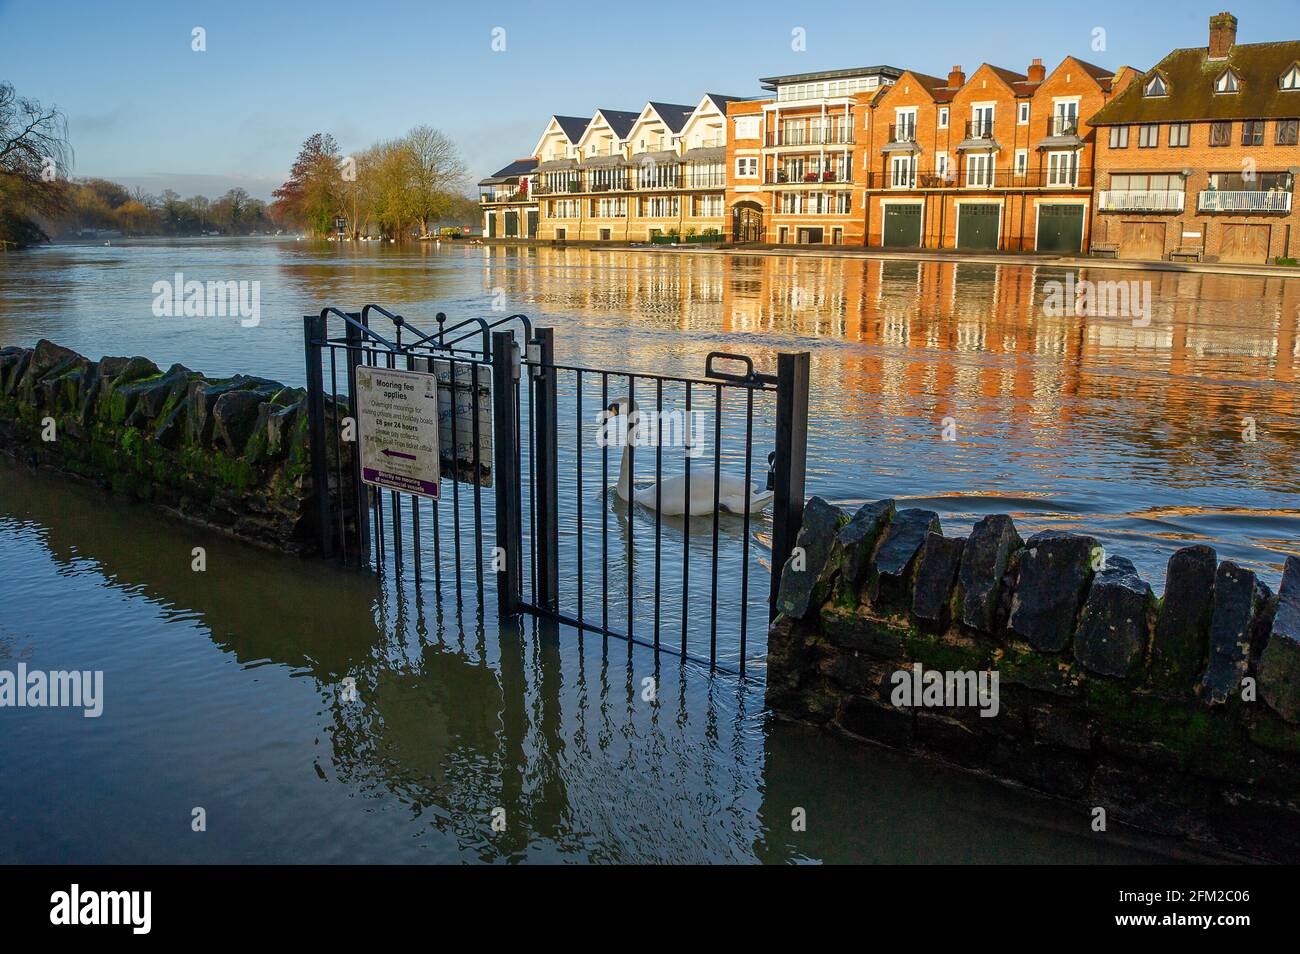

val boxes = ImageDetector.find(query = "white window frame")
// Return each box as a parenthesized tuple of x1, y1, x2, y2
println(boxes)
(1145, 75, 1167, 97)
(1168, 122, 1190, 147)
(938, 107, 949, 129)
(935, 151, 950, 183)
(971, 103, 995, 137)
(1215, 70, 1239, 94)
(1108, 125, 1129, 148)
(890, 154, 916, 188)
(1046, 151, 1078, 187)
(1283, 65, 1300, 90)
(1014, 149, 1028, 177)
(734, 156, 757, 178)
(966, 153, 994, 188)
(1018, 103, 1030, 125)
(894, 107, 917, 141)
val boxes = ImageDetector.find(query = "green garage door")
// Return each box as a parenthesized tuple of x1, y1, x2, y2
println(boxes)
(1036, 204, 1084, 254)
(882, 204, 922, 247)
(957, 204, 1000, 250)
(504, 211, 519, 237)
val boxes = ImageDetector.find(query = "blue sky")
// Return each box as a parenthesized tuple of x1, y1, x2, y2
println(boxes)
(0, 0, 1285, 199)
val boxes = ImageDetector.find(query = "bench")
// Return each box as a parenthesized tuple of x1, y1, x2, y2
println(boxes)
(1170, 246, 1203, 262)
(1090, 243, 1119, 259)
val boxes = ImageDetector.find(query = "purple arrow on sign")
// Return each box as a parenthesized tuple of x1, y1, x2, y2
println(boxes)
(381, 449, 417, 461)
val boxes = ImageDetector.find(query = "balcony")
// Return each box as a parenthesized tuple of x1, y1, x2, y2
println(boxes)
(864, 169, 1093, 190)
(1097, 190, 1185, 212)
(1197, 190, 1292, 213)
(888, 124, 917, 144)
(535, 181, 584, 195)
(964, 120, 996, 140)
(764, 170, 852, 185)
(764, 129, 854, 147)
(682, 173, 727, 189)
(480, 189, 528, 204)
(1050, 116, 1080, 137)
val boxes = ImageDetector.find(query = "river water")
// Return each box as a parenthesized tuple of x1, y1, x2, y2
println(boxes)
(1, 236, 1293, 862)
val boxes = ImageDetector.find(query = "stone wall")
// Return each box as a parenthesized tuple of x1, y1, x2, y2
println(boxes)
(768, 497, 1300, 861)
(0, 339, 348, 553)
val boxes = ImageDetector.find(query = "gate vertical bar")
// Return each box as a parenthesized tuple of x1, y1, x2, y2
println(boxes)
(344, 315, 371, 566)
(532, 327, 559, 612)
(492, 331, 523, 616)
(302, 314, 334, 558)
(769, 351, 810, 620)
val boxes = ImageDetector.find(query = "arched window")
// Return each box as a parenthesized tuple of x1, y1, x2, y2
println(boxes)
(1215, 70, 1239, 93)
(1144, 74, 1167, 97)
(1281, 64, 1300, 90)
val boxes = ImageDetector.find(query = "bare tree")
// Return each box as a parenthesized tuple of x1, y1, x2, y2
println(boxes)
(404, 125, 466, 237)
(0, 81, 72, 245)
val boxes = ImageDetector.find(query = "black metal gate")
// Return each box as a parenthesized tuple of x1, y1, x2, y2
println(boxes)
(303, 306, 808, 675)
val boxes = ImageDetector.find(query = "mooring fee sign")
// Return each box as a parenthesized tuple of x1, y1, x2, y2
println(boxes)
(355, 365, 441, 499)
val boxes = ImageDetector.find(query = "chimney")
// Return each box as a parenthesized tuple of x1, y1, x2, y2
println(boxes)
(1027, 58, 1046, 83)
(947, 65, 966, 88)
(1209, 11, 1238, 58)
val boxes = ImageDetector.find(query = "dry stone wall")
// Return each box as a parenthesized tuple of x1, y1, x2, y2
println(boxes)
(768, 496, 1300, 861)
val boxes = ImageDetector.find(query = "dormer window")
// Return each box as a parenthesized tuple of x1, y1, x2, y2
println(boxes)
(1281, 65, 1300, 90)
(1215, 69, 1239, 93)
(1144, 74, 1167, 97)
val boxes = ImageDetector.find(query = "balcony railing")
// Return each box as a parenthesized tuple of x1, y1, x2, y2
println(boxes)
(534, 181, 583, 195)
(1049, 116, 1081, 137)
(1197, 190, 1293, 212)
(765, 170, 852, 185)
(588, 180, 629, 193)
(865, 169, 1094, 189)
(764, 130, 854, 147)
(683, 174, 727, 188)
(888, 124, 917, 143)
(964, 120, 996, 140)
(480, 190, 528, 204)
(1097, 190, 1185, 211)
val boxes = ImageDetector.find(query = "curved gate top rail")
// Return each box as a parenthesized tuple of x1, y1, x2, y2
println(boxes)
(303, 305, 809, 677)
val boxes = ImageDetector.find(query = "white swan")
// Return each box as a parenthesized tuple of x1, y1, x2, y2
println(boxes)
(606, 398, 774, 517)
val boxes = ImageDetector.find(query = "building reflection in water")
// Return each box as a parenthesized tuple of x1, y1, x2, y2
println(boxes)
(474, 244, 1299, 585)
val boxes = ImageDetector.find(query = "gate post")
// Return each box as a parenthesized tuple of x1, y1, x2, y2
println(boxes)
(303, 314, 334, 558)
(532, 327, 559, 612)
(344, 313, 372, 566)
(769, 351, 810, 620)
(492, 330, 523, 616)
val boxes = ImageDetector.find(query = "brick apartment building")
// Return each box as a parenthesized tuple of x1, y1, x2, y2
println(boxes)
(862, 58, 1136, 253)
(725, 66, 902, 246)
(1089, 11, 1300, 264)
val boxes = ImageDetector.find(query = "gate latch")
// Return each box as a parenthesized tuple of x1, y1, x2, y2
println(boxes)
(705, 351, 778, 385)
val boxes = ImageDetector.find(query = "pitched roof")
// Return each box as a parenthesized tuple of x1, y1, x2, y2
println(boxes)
(1090, 40, 1300, 124)
(553, 115, 591, 142)
(647, 102, 694, 132)
(487, 158, 537, 179)
(596, 109, 640, 139)
(703, 93, 750, 110)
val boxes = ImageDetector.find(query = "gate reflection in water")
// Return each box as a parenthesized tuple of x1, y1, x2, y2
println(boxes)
(0, 463, 1198, 863)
